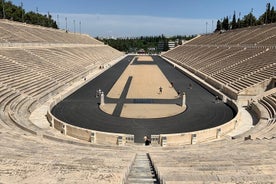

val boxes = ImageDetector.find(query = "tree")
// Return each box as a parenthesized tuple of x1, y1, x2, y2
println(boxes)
(271, 6, 276, 23)
(222, 16, 229, 30)
(242, 11, 257, 27)
(231, 11, 238, 29)
(267, 3, 271, 24)
(236, 12, 242, 28)
(0, 0, 58, 29)
(3, 1, 21, 21)
(100, 35, 195, 53)
(215, 20, 222, 32)
(259, 3, 276, 24)
(214, 2, 276, 32)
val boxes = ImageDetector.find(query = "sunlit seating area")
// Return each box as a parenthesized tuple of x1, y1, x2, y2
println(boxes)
(163, 23, 276, 99)
(0, 19, 102, 44)
(149, 138, 276, 183)
(187, 23, 276, 46)
(0, 130, 135, 183)
(242, 88, 276, 140)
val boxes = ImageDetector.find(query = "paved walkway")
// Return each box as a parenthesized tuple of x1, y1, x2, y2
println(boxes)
(227, 107, 254, 137)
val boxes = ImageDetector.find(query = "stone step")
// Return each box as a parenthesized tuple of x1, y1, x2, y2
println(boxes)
(129, 168, 154, 174)
(128, 173, 155, 177)
(132, 165, 152, 169)
(133, 160, 150, 163)
(130, 168, 153, 172)
(127, 178, 157, 181)
(134, 159, 149, 161)
(127, 179, 157, 183)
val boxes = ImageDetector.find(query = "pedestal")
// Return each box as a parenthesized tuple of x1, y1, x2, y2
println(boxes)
(182, 92, 186, 107)
(100, 92, 105, 106)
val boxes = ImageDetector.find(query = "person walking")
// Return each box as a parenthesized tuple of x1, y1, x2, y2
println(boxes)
(159, 86, 163, 94)
(189, 83, 192, 89)
(170, 81, 174, 88)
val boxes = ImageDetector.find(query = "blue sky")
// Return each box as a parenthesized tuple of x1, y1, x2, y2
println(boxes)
(10, 0, 274, 37)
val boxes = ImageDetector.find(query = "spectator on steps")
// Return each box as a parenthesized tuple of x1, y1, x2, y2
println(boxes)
(144, 136, 151, 146)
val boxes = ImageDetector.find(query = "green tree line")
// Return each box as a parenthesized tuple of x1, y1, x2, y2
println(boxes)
(216, 2, 276, 31)
(99, 35, 195, 53)
(0, 0, 58, 28)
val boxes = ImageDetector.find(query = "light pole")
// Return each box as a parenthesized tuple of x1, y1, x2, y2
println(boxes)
(65, 17, 67, 32)
(2, 0, 5, 19)
(250, 8, 253, 26)
(265, 3, 268, 24)
(47, 11, 51, 27)
(21, 1, 24, 22)
(73, 20, 76, 34)
(205, 21, 208, 34)
(57, 14, 60, 28)
(79, 21, 81, 34)
(212, 20, 214, 32)
(239, 12, 241, 28)
(229, 15, 231, 30)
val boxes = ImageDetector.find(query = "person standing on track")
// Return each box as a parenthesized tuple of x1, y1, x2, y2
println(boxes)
(170, 81, 174, 88)
(159, 86, 163, 94)
(189, 83, 193, 89)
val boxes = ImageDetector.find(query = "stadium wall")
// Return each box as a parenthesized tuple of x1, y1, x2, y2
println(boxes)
(154, 99, 240, 146)
(47, 111, 134, 145)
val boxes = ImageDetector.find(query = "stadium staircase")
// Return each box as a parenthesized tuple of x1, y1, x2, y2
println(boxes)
(126, 153, 159, 184)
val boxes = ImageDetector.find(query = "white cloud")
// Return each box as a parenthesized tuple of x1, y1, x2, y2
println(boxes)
(52, 13, 215, 38)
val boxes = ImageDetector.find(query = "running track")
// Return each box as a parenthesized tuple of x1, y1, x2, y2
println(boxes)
(51, 55, 236, 143)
